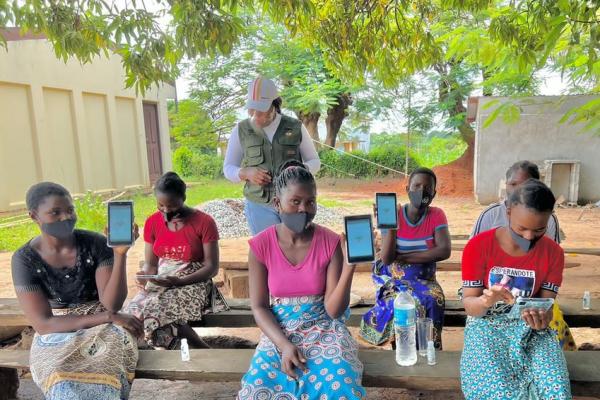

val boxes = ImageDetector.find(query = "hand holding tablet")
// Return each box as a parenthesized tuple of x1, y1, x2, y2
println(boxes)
(344, 215, 375, 264)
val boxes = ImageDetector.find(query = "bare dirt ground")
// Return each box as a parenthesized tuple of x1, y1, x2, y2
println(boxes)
(3, 174, 600, 399)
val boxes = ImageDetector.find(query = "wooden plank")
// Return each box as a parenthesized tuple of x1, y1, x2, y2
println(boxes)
(223, 261, 452, 273)
(452, 242, 600, 257)
(450, 234, 470, 240)
(563, 248, 600, 257)
(0, 349, 599, 394)
(2, 298, 598, 328)
(223, 270, 251, 298)
(0, 299, 26, 328)
(220, 260, 580, 273)
(200, 298, 600, 328)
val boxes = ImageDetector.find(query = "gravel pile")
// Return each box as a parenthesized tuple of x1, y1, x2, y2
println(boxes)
(198, 198, 344, 239)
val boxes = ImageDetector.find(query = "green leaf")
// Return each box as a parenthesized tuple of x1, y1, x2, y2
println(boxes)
(482, 102, 505, 128)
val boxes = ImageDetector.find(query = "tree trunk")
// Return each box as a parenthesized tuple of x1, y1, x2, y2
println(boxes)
(324, 93, 352, 148)
(296, 111, 321, 149)
(435, 62, 475, 167)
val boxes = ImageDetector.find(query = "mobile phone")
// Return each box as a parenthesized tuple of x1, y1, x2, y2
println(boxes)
(376, 193, 398, 229)
(508, 297, 554, 319)
(344, 215, 375, 263)
(107, 201, 134, 247)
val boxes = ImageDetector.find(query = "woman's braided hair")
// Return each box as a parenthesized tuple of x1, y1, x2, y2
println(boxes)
(274, 160, 315, 196)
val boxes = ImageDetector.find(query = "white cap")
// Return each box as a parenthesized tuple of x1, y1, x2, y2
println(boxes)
(246, 77, 279, 112)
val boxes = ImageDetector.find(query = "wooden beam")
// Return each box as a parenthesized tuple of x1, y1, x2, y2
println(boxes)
(452, 242, 600, 256)
(1, 298, 598, 328)
(220, 260, 580, 273)
(563, 248, 600, 257)
(220, 264, 580, 299)
(203, 298, 600, 328)
(223, 270, 251, 298)
(450, 234, 470, 240)
(0, 349, 598, 395)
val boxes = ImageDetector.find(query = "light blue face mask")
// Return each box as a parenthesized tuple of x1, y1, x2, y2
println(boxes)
(509, 224, 541, 253)
(279, 212, 315, 234)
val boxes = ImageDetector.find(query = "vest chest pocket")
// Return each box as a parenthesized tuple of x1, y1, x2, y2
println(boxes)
(278, 131, 301, 160)
(243, 144, 264, 167)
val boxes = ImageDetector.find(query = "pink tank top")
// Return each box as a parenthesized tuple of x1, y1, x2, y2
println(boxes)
(248, 224, 341, 298)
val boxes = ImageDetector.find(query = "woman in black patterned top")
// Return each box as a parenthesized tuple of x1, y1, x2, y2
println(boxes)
(11, 182, 141, 400)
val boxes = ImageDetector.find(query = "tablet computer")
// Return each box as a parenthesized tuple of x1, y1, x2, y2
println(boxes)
(376, 192, 398, 229)
(344, 215, 375, 263)
(107, 201, 134, 247)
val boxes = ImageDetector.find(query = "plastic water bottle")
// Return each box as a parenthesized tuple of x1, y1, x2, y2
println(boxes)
(394, 289, 417, 366)
(180, 338, 190, 362)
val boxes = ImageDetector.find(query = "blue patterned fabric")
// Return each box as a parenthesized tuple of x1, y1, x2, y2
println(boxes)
(359, 260, 444, 347)
(460, 314, 571, 400)
(237, 296, 366, 400)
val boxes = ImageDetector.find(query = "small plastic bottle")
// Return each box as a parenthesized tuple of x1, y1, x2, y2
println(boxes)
(181, 338, 190, 362)
(427, 340, 436, 366)
(583, 291, 591, 310)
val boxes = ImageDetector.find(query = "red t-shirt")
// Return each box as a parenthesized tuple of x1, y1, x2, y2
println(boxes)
(144, 210, 219, 262)
(462, 228, 564, 297)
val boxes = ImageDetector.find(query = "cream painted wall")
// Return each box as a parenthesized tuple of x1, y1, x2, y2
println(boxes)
(474, 95, 600, 204)
(0, 39, 176, 211)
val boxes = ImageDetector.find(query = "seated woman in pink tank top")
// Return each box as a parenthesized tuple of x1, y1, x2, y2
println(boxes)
(237, 161, 366, 400)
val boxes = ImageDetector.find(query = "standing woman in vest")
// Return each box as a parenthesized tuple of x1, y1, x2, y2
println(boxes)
(223, 76, 321, 235)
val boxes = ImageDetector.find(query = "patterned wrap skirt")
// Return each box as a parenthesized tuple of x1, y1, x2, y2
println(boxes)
(460, 311, 571, 400)
(127, 260, 228, 348)
(237, 295, 366, 400)
(30, 302, 138, 400)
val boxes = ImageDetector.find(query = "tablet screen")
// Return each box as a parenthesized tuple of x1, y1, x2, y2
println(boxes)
(345, 217, 374, 263)
(108, 204, 133, 244)
(376, 193, 397, 228)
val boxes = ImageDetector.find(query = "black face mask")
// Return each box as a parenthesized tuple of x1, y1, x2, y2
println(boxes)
(40, 218, 77, 239)
(161, 209, 183, 223)
(408, 189, 433, 210)
(279, 212, 316, 234)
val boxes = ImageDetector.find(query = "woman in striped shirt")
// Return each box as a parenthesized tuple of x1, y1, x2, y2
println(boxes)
(360, 168, 451, 348)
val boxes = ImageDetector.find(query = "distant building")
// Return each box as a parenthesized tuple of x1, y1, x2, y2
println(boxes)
(0, 28, 176, 211)
(468, 95, 600, 204)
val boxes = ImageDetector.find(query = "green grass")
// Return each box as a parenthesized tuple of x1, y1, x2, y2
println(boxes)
(318, 198, 353, 208)
(318, 197, 373, 209)
(0, 179, 242, 253)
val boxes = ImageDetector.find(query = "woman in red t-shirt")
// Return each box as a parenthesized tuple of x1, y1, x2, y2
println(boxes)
(460, 179, 570, 399)
(128, 172, 228, 349)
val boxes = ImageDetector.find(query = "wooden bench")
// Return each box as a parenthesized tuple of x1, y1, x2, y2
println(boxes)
(1, 298, 599, 329)
(213, 261, 484, 298)
(451, 242, 600, 256)
(221, 260, 582, 298)
(0, 349, 599, 397)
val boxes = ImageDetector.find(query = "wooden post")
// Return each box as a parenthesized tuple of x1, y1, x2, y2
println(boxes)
(224, 270, 250, 298)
